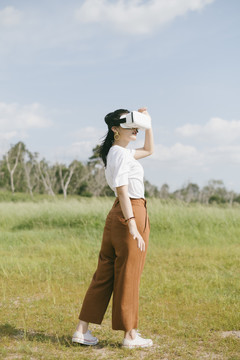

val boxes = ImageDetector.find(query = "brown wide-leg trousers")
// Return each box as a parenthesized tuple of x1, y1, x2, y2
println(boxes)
(79, 197, 150, 331)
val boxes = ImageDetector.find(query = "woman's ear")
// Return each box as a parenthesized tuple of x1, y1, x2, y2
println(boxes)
(111, 126, 117, 133)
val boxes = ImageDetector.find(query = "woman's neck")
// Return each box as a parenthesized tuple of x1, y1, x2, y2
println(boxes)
(113, 139, 130, 148)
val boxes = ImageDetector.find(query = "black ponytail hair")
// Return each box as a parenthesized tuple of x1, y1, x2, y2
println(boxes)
(99, 109, 129, 167)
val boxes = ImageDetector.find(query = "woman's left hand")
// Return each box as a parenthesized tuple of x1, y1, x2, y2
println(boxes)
(138, 107, 151, 120)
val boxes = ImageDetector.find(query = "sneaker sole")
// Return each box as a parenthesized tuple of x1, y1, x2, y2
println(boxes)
(122, 341, 153, 349)
(72, 337, 99, 346)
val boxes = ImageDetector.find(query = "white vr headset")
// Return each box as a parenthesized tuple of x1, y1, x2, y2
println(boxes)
(119, 111, 151, 130)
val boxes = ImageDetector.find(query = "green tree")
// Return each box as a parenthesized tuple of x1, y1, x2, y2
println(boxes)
(37, 159, 57, 196)
(87, 145, 109, 196)
(4, 142, 25, 193)
(68, 160, 89, 195)
(160, 183, 169, 199)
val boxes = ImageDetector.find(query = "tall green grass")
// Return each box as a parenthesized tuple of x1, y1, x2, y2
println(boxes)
(0, 197, 240, 360)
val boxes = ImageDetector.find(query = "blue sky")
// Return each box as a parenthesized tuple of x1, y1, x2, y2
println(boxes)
(0, 0, 240, 192)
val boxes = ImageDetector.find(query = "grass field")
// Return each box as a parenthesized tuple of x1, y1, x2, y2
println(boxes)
(0, 195, 240, 360)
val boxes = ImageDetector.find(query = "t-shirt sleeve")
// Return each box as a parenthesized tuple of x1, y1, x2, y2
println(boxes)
(111, 149, 129, 188)
(129, 149, 136, 158)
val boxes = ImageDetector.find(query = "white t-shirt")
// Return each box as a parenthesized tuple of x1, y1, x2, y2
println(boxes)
(105, 145, 145, 198)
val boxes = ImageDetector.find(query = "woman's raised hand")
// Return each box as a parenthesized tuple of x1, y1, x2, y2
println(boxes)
(138, 107, 151, 120)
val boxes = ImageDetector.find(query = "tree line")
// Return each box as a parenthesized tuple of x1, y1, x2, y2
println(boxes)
(0, 141, 239, 204)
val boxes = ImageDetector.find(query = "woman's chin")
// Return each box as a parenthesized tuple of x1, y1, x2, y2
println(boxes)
(129, 135, 137, 141)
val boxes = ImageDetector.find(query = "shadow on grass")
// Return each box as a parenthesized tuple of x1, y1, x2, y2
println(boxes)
(0, 323, 122, 349)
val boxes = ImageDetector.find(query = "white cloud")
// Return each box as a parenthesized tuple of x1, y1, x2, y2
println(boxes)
(208, 145, 240, 165)
(0, 0, 215, 58)
(175, 123, 202, 137)
(0, 102, 52, 132)
(69, 141, 96, 157)
(152, 142, 204, 167)
(52, 141, 95, 164)
(0, 131, 17, 140)
(71, 126, 105, 141)
(0, 6, 22, 27)
(50, 126, 106, 163)
(176, 117, 240, 144)
(149, 118, 240, 172)
(0, 102, 52, 154)
(0, 5, 91, 58)
(75, 0, 215, 35)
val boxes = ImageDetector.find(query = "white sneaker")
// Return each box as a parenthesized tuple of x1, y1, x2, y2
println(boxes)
(72, 330, 99, 346)
(122, 330, 153, 348)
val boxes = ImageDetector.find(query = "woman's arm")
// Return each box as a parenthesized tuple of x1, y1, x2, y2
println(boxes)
(134, 107, 154, 160)
(116, 185, 145, 252)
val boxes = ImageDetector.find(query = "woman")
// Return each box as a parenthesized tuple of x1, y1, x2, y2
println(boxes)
(72, 107, 154, 348)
